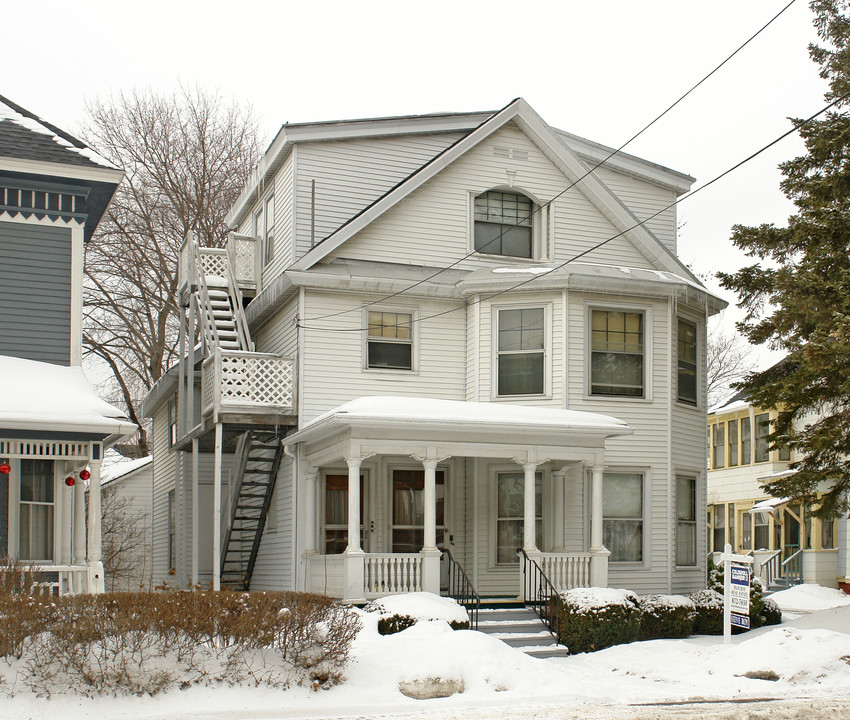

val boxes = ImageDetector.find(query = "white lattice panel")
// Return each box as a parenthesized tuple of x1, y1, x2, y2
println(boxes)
(231, 237, 256, 284)
(218, 354, 294, 409)
(201, 358, 216, 414)
(198, 250, 229, 281)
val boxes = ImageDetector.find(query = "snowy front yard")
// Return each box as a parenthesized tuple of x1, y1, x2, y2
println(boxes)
(3, 585, 849, 720)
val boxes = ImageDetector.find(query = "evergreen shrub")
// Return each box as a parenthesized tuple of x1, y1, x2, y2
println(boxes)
(688, 589, 724, 635)
(638, 595, 696, 640)
(558, 588, 640, 654)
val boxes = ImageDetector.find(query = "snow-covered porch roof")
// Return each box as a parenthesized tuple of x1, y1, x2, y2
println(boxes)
(0, 355, 136, 442)
(285, 396, 633, 467)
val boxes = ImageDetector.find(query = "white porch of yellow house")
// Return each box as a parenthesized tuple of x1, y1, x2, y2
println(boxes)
(285, 397, 633, 603)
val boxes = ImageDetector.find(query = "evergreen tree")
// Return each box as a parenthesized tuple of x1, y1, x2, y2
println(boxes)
(718, 0, 850, 518)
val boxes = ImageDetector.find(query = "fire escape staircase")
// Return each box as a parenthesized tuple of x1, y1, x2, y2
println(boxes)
(220, 430, 284, 589)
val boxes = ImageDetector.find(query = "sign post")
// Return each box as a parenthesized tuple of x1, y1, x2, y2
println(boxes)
(719, 543, 754, 645)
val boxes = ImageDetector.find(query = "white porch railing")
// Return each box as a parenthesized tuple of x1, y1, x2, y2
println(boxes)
(201, 350, 295, 417)
(305, 554, 346, 598)
(365, 553, 422, 598)
(539, 552, 592, 591)
(30, 564, 91, 595)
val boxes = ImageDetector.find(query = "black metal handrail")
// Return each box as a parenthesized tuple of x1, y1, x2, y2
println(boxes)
(518, 548, 562, 641)
(441, 548, 481, 630)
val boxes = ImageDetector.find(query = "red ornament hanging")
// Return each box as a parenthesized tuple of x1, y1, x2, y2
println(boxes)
(0, 463, 9, 475)
(79, 469, 91, 481)
(64, 476, 75, 487)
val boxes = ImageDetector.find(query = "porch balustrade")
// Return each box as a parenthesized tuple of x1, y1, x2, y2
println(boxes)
(539, 552, 592, 591)
(29, 564, 91, 596)
(364, 553, 422, 597)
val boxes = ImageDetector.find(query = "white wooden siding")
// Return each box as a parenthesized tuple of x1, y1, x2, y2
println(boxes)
(150, 406, 175, 587)
(294, 133, 465, 259)
(300, 290, 467, 423)
(262, 152, 295, 282)
(103, 465, 153, 592)
(325, 123, 659, 272)
(250, 454, 295, 591)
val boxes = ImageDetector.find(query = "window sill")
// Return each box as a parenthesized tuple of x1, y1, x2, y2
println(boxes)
(491, 393, 552, 402)
(583, 393, 652, 404)
(362, 367, 419, 376)
(471, 252, 550, 264)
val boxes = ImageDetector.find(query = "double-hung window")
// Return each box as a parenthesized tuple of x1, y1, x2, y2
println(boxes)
(474, 191, 534, 258)
(495, 471, 542, 564)
(366, 311, 413, 370)
(677, 319, 697, 405)
(264, 195, 275, 264)
(496, 307, 545, 396)
(603, 472, 643, 562)
(19, 459, 53, 562)
(676, 475, 697, 566)
(712, 423, 725, 469)
(590, 310, 644, 397)
(727, 419, 739, 466)
(754, 413, 770, 462)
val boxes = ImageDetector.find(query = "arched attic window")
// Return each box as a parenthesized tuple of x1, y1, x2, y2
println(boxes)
(473, 190, 534, 259)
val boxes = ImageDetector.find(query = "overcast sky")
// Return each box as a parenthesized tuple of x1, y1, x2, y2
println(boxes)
(5, 0, 828, 368)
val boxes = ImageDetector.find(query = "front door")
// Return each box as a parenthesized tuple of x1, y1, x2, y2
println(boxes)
(391, 469, 445, 553)
(323, 473, 367, 553)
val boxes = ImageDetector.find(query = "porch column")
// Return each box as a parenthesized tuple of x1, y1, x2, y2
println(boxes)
(590, 465, 610, 587)
(304, 468, 319, 555)
(86, 459, 105, 593)
(522, 462, 539, 553)
(551, 466, 567, 552)
(342, 456, 366, 604)
(419, 458, 441, 594)
(73, 467, 86, 565)
(213, 421, 223, 591)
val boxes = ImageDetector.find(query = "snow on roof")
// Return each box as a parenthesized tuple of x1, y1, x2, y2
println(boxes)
(101, 455, 152, 485)
(708, 398, 751, 415)
(300, 396, 631, 434)
(0, 94, 118, 170)
(748, 496, 791, 513)
(0, 355, 134, 435)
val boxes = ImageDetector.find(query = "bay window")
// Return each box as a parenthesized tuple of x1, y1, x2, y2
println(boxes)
(496, 307, 545, 396)
(590, 310, 644, 397)
(603, 472, 643, 562)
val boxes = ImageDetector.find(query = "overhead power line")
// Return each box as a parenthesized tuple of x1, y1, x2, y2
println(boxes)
(298, 86, 850, 333)
(302, 0, 797, 325)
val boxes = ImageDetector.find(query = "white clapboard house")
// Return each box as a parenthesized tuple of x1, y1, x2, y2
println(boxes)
(0, 95, 135, 593)
(143, 99, 725, 602)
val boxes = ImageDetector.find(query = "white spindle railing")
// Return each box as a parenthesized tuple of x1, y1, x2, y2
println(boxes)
(306, 555, 346, 598)
(365, 554, 422, 597)
(30, 564, 90, 595)
(539, 552, 592, 591)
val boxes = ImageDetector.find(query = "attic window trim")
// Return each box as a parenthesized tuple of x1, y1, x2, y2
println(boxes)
(472, 189, 544, 260)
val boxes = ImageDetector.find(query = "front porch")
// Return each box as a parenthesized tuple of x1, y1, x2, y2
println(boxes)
(287, 397, 633, 603)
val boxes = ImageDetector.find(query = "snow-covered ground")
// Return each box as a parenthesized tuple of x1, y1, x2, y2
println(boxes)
(3, 585, 849, 720)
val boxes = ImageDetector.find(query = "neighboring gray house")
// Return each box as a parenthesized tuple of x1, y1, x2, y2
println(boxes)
(144, 99, 725, 601)
(0, 96, 134, 593)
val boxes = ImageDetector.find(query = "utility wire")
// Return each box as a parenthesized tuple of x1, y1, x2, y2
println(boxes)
(302, 0, 797, 324)
(298, 87, 850, 333)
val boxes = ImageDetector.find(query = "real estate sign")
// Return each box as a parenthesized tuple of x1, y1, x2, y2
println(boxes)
(729, 564, 750, 630)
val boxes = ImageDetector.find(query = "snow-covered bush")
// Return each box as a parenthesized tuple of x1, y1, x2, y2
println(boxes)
(638, 594, 696, 640)
(0, 589, 361, 696)
(558, 588, 640, 654)
(364, 592, 469, 635)
(688, 588, 724, 635)
(762, 596, 782, 626)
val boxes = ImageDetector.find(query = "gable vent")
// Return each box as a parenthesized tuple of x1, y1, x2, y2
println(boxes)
(493, 146, 528, 162)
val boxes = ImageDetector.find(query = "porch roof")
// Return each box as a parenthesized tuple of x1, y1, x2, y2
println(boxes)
(0, 355, 136, 438)
(286, 396, 633, 465)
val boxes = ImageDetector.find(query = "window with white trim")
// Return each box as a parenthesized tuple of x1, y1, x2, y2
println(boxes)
(264, 195, 275, 264)
(366, 311, 413, 370)
(495, 471, 541, 564)
(677, 318, 697, 405)
(496, 307, 545, 396)
(603, 472, 643, 562)
(474, 190, 534, 258)
(676, 475, 696, 566)
(590, 310, 644, 397)
(19, 459, 53, 562)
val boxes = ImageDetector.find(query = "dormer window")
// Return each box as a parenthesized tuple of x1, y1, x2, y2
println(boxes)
(474, 191, 533, 258)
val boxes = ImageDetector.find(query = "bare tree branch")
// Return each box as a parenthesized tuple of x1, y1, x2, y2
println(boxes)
(706, 326, 757, 407)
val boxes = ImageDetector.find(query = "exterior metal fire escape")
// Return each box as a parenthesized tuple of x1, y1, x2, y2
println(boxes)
(175, 232, 295, 590)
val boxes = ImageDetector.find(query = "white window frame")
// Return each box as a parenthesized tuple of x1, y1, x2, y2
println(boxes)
(8, 458, 58, 564)
(675, 474, 698, 567)
(584, 302, 652, 402)
(599, 468, 650, 566)
(362, 305, 418, 373)
(488, 464, 546, 567)
(491, 302, 552, 399)
(385, 462, 451, 554)
(468, 188, 549, 262)
(263, 194, 275, 265)
(676, 317, 699, 407)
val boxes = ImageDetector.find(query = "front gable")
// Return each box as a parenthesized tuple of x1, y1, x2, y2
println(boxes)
(292, 98, 697, 281)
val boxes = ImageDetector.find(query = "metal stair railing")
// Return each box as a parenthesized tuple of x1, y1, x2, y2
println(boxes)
(518, 549, 562, 642)
(441, 547, 480, 630)
(781, 548, 803, 586)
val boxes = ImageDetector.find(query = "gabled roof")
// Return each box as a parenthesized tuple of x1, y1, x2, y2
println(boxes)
(0, 95, 117, 171)
(289, 98, 699, 282)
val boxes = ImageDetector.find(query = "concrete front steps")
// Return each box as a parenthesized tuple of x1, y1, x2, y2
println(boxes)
(477, 605, 569, 659)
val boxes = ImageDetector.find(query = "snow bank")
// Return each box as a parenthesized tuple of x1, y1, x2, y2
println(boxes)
(770, 583, 850, 612)
(365, 592, 469, 625)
